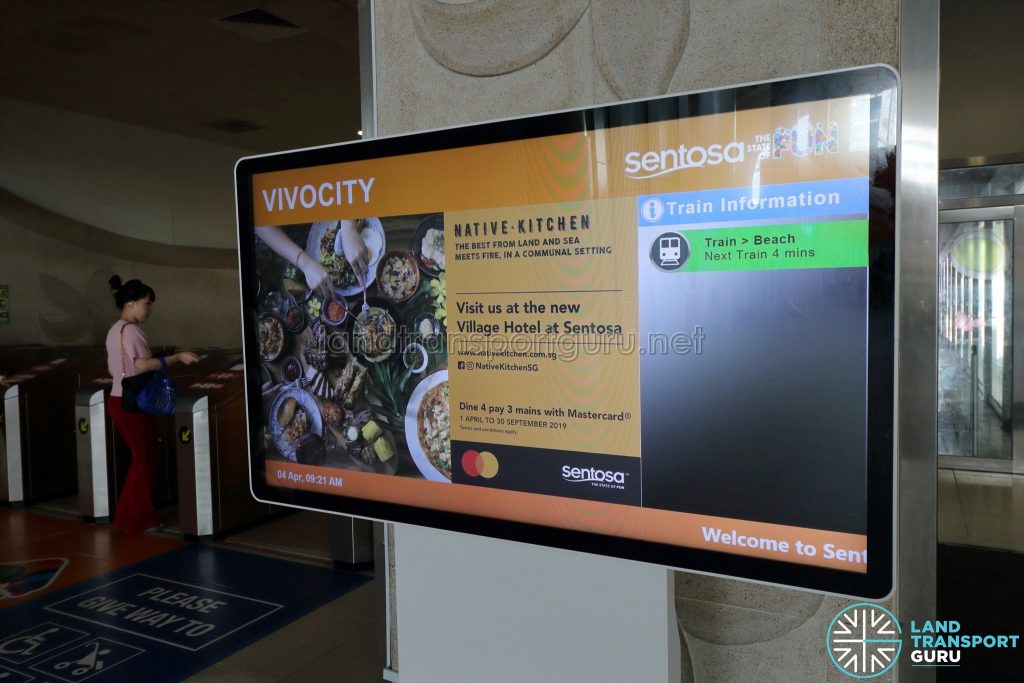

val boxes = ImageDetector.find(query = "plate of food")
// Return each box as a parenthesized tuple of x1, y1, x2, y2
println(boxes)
(268, 387, 323, 462)
(342, 410, 399, 475)
(349, 299, 400, 363)
(404, 369, 451, 482)
(411, 213, 445, 277)
(376, 251, 421, 303)
(282, 271, 312, 303)
(306, 218, 386, 296)
(257, 315, 286, 362)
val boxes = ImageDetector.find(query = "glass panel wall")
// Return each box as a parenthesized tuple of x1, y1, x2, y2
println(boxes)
(937, 219, 1013, 459)
(940, 163, 1024, 200)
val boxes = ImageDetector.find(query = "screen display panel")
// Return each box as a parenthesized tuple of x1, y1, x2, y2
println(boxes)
(236, 66, 898, 598)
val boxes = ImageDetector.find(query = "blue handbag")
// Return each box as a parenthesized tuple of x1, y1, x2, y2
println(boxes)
(120, 324, 177, 415)
(134, 357, 177, 415)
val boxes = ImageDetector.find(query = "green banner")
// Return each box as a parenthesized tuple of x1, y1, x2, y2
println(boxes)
(674, 220, 867, 273)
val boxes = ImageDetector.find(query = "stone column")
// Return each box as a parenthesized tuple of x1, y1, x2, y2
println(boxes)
(372, 2, 923, 681)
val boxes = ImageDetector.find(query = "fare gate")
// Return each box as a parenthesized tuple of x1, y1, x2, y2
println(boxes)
(71, 349, 243, 523)
(174, 360, 276, 538)
(74, 383, 113, 522)
(2, 349, 106, 505)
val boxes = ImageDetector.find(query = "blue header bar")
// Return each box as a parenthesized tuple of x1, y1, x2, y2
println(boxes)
(637, 177, 868, 227)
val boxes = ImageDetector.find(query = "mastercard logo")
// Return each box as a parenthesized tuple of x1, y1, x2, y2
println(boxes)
(461, 450, 499, 479)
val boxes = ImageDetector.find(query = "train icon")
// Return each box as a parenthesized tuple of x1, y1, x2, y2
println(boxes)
(650, 232, 690, 271)
(658, 236, 682, 266)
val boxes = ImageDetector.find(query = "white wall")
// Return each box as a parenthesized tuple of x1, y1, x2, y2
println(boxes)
(0, 98, 245, 348)
(0, 98, 242, 249)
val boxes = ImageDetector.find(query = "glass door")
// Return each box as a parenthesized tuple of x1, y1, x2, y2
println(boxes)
(938, 207, 1020, 470)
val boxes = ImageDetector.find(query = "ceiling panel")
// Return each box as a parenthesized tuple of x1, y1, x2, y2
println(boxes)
(0, 0, 362, 153)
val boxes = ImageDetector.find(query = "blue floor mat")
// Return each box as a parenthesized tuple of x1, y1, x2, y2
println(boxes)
(0, 544, 370, 682)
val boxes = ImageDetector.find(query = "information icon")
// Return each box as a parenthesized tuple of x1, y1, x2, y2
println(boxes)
(640, 198, 665, 223)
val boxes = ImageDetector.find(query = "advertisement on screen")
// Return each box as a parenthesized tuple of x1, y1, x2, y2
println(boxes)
(236, 66, 897, 597)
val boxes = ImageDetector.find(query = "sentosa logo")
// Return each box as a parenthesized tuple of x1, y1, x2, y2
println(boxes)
(561, 466, 626, 485)
(624, 141, 744, 179)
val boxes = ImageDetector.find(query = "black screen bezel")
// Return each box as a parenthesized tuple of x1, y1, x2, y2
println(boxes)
(235, 65, 897, 599)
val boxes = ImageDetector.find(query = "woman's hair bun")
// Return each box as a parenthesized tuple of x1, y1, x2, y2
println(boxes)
(110, 276, 156, 309)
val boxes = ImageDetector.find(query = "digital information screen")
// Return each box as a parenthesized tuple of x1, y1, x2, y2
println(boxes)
(236, 66, 898, 598)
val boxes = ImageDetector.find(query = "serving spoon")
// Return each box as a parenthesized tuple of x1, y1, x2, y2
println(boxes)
(331, 293, 365, 328)
(356, 269, 369, 314)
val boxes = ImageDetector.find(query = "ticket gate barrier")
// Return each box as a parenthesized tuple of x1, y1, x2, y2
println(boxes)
(1, 347, 68, 504)
(2, 347, 96, 485)
(175, 365, 276, 538)
(0, 345, 80, 376)
(74, 383, 180, 523)
(75, 383, 113, 522)
(70, 353, 242, 523)
(2, 349, 106, 505)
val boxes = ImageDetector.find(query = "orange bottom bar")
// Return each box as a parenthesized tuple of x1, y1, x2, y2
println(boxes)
(265, 463, 867, 572)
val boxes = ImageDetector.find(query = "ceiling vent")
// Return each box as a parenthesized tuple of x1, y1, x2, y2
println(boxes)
(200, 118, 266, 134)
(213, 8, 307, 42)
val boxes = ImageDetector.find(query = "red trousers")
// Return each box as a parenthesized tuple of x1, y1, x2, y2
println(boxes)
(107, 395, 161, 534)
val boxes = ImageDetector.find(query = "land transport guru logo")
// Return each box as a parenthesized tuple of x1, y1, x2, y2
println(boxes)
(827, 605, 1021, 677)
(827, 603, 902, 678)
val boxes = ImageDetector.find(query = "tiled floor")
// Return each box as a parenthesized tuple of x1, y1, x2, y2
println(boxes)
(184, 513, 385, 683)
(938, 467, 1024, 551)
(1, 506, 385, 683)
(185, 579, 382, 683)
(6, 469, 1021, 683)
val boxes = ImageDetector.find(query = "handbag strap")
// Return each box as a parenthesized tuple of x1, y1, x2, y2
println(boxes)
(119, 321, 130, 379)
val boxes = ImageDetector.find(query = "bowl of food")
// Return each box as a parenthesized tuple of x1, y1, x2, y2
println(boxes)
(412, 312, 441, 340)
(411, 213, 445, 277)
(257, 315, 286, 362)
(295, 433, 326, 466)
(403, 342, 428, 373)
(376, 251, 421, 303)
(320, 400, 345, 428)
(350, 299, 400, 363)
(262, 289, 284, 316)
(404, 369, 451, 482)
(322, 297, 349, 326)
(283, 304, 306, 334)
(281, 356, 303, 384)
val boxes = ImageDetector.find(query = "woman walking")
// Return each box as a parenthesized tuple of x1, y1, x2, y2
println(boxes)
(105, 276, 198, 534)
